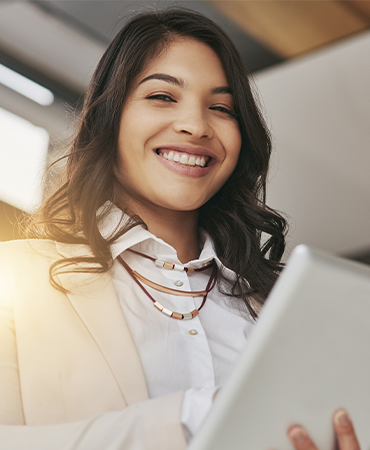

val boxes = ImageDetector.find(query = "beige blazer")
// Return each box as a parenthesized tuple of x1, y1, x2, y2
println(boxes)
(0, 239, 187, 449)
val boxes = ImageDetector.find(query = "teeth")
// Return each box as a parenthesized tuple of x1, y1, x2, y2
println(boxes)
(188, 156, 196, 166)
(158, 150, 208, 167)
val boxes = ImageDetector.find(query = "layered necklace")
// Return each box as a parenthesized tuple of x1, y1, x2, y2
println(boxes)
(117, 249, 217, 320)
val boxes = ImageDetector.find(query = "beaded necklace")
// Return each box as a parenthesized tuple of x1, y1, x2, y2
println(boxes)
(117, 250, 217, 320)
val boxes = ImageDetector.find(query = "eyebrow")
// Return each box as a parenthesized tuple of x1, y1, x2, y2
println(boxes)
(211, 86, 232, 95)
(139, 73, 185, 88)
(138, 72, 232, 96)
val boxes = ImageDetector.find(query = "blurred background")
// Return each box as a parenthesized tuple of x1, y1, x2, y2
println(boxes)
(0, 0, 369, 264)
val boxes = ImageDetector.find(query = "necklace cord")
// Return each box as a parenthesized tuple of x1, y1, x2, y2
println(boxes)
(127, 249, 213, 272)
(116, 255, 218, 316)
(117, 255, 159, 304)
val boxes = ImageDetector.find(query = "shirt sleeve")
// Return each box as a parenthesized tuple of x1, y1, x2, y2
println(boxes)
(181, 386, 219, 442)
(0, 392, 187, 450)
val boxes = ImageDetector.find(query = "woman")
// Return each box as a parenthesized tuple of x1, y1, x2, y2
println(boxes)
(0, 8, 360, 450)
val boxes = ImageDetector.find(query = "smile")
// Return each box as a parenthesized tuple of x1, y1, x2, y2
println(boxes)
(154, 145, 217, 178)
(157, 150, 209, 167)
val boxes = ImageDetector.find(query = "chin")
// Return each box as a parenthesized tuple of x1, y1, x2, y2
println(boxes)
(160, 198, 208, 212)
(158, 187, 215, 211)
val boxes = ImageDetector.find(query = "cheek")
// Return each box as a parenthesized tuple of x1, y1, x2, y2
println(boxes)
(118, 111, 169, 163)
(117, 120, 143, 168)
(225, 124, 242, 168)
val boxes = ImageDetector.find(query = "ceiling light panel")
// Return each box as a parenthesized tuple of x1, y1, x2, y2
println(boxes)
(0, 63, 54, 106)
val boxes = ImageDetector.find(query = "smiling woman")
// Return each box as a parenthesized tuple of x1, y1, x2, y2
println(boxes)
(0, 7, 360, 450)
(25, 8, 287, 313)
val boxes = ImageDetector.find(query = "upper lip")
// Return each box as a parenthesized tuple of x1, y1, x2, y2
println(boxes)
(154, 144, 218, 161)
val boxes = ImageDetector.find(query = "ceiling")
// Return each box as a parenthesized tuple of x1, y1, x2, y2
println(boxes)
(211, 0, 370, 57)
(1, 1, 369, 100)
(0, 0, 280, 99)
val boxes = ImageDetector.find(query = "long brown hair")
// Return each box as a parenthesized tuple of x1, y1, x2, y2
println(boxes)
(26, 8, 287, 319)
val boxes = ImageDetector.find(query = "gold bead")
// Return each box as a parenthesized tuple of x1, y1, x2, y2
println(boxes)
(154, 301, 163, 311)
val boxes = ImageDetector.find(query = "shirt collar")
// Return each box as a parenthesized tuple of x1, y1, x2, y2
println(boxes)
(98, 202, 236, 278)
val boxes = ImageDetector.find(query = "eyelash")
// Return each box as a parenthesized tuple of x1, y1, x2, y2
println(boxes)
(146, 94, 175, 102)
(209, 106, 237, 118)
(146, 94, 237, 118)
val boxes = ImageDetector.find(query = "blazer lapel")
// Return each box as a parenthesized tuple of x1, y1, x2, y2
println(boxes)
(55, 242, 149, 406)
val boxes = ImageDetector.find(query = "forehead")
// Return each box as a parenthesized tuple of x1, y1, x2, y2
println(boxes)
(136, 37, 229, 88)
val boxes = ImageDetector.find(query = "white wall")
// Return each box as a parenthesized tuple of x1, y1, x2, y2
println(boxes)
(256, 31, 370, 257)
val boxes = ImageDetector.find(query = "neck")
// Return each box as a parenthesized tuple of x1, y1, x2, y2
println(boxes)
(147, 210, 200, 263)
(118, 200, 201, 263)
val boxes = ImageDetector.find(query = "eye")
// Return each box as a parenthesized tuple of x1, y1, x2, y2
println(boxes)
(146, 94, 176, 102)
(210, 105, 237, 118)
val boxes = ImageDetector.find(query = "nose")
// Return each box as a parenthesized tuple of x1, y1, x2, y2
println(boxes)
(172, 106, 213, 139)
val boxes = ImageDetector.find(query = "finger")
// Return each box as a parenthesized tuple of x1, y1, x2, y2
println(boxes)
(333, 409, 361, 450)
(287, 425, 318, 450)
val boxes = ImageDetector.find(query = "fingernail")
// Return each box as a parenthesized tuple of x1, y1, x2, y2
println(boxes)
(290, 427, 307, 444)
(335, 409, 350, 427)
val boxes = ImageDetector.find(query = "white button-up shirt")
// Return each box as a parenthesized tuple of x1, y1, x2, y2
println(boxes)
(100, 206, 255, 439)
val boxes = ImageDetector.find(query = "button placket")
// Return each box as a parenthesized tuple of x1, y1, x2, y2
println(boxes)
(152, 259, 214, 323)
(157, 266, 215, 388)
(160, 266, 191, 291)
(182, 317, 215, 389)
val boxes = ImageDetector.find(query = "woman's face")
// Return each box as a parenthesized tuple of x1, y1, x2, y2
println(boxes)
(115, 37, 242, 213)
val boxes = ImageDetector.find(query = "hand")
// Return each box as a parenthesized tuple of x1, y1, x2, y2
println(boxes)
(287, 409, 360, 450)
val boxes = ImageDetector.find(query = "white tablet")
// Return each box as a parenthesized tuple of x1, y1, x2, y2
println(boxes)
(189, 245, 370, 450)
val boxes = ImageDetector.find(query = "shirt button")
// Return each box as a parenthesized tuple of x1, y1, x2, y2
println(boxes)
(174, 280, 183, 287)
(188, 329, 198, 336)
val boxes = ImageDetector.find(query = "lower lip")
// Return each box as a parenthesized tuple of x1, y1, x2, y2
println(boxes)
(154, 152, 215, 178)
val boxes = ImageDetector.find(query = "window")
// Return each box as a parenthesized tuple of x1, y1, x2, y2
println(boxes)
(0, 106, 49, 212)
